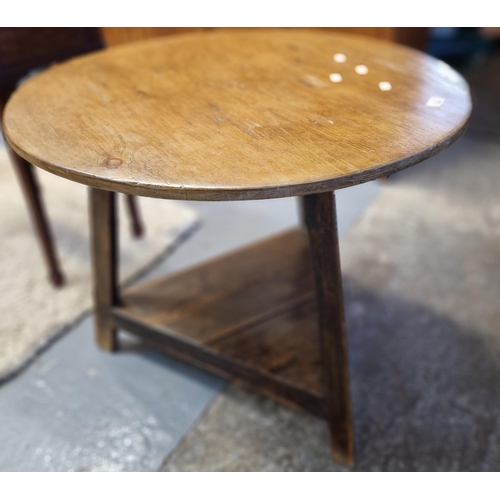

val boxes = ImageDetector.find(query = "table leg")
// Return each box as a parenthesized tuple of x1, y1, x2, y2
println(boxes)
(303, 191, 355, 467)
(6, 144, 65, 287)
(125, 194, 144, 238)
(89, 188, 119, 352)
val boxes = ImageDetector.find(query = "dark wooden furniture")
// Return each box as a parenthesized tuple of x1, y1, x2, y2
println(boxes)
(0, 28, 143, 287)
(100, 27, 428, 51)
(3, 29, 471, 466)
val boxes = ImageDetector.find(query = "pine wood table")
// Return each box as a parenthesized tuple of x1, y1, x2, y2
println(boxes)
(3, 30, 471, 467)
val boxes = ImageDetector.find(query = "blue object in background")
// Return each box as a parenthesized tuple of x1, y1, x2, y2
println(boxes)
(428, 27, 495, 66)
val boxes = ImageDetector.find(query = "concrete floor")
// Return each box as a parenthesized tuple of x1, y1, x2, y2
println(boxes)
(0, 181, 380, 471)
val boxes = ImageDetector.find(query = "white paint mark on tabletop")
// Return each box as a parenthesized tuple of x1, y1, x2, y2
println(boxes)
(355, 65, 369, 75)
(426, 97, 445, 107)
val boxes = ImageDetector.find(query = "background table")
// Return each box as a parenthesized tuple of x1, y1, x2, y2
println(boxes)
(3, 29, 471, 467)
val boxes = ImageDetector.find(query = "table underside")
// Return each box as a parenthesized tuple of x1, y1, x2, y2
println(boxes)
(112, 229, 327, 417)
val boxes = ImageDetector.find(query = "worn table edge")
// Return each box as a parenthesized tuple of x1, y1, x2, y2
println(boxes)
(3, 115, 470, 201)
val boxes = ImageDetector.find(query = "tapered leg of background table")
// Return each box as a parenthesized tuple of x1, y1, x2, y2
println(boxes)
(304, 191, 355, 467)
(90, 188, 118, 352)
(7, 145, 65, 287)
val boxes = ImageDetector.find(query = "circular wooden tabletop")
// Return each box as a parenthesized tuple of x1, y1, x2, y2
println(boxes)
(3, 30, 471, 201)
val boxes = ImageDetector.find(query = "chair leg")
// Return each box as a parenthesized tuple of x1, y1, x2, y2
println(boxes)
(7, 144, 65, 287)
(125, 195, 144, 238)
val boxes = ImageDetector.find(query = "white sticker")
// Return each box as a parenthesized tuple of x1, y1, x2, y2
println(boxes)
(426, 97, 445, 107)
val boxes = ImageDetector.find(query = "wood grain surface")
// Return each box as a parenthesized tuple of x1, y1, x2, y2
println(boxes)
(4, 29, 471, 201)
(90, 188, 118, 352)
(113, 229, 325, 414)
(304, 192, 354, 466)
